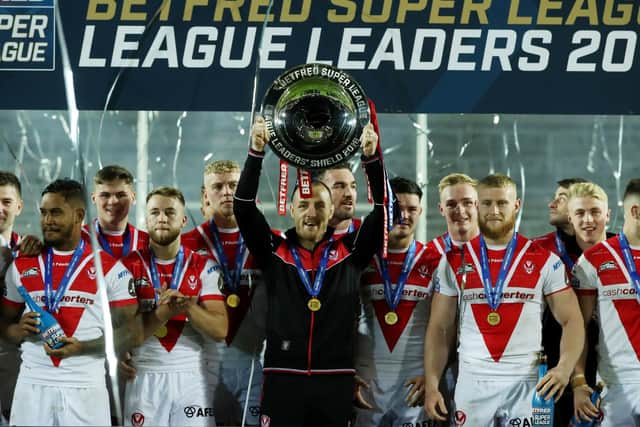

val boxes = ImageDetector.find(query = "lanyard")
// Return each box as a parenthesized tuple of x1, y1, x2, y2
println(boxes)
(289, 238, 334, 299)
(95, 219, 131, 257)
(478, 233, 518, 311)
(443, 232, 452, 253)
(208, 221, 246, 293)
(44, 239, 86, 313)
(554, 231, 574, 271)
(617, 232, 640, 300)
(149, 246, 185, 301)
(378, 240, 417, 312)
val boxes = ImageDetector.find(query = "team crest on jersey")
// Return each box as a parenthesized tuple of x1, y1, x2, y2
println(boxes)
(329, 249, 338, 260)
(131, 412, 145, 426)
(261, 415, 271, 427)
(87, 266, 96, 280)
(524, 260, 535, 274)
(454, 410, 467, 426)
(598, 261, 617, 272)
(457, 264, 474, 274)
(21, 267, 39, 278)
(417, 264, 429, 278)
(187, 274, 197, 290)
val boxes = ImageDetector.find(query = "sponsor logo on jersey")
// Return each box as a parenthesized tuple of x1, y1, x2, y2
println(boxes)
(602, 286, 637, 297)
(553, 260, 563, 271)
(524, 260, 535, 274)
(118, 269, 130, 280)
(131, 412, 145, 426)
(454, 410, 466, 426)
(599, 261, 617, 272)
(21, 267, 39, 278)
(183, 406, 214, 418)
(462, 290, 535, 302)
(187, 274, 197, 290)
(206, 264, 219, 274)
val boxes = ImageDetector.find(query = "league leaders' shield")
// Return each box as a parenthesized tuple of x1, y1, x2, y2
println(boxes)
(261, 63, 370, 170)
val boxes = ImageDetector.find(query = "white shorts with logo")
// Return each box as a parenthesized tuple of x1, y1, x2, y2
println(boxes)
(10, 380, 110, 426)
(453, 373, 537, 427)
(206, 342, 262, 426)
(599, 383, 640, 427)
(125, 370, 215, 427)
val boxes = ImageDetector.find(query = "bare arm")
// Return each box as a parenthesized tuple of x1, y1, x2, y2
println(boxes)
(573, 293, 600, 422)
(424, 293, 457, 421)
(186, 299, 228, 341)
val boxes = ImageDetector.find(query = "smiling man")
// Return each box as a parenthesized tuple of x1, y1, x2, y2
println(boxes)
(314, 163, 361, 237)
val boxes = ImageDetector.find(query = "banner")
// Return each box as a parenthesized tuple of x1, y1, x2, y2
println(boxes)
(0, 0, 639, 113)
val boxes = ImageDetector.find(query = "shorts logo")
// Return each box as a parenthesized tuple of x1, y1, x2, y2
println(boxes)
(131, 412, 145, 426)
(509, 418, 522, 426)
(417, 265, 429, 278)
(281, 340, 291, 351)
(454, 410, 466, 426)
(21, 267, 39, 278)
(261, 415, 271, 427)
(87, 266, 96, 280)
(599, 261, 617, 272)
(249, 406, 260, 417)
(187, 274, 197, 290)
(508, 417, 533, 426)
(524, 260, 535, 274)
(183, 406, 214, 418)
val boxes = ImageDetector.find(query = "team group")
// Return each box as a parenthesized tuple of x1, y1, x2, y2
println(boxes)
(0, 118, 638, 427)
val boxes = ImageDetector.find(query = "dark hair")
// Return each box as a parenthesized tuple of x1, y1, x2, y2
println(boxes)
(290, 180, 333, 202)
(311, 162, 353, 182)
(390, 177, 422, 200)
(94, 165, 134, 186)
(42, 178, 85, 208)
(623, 178, 640, 201)
(557, 177, 588, 189)
(0, 171, 21, 197)
(146, 186, 186, 206)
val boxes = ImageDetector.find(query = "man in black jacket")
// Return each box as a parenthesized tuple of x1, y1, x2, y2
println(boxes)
(233, 116, 385, 427)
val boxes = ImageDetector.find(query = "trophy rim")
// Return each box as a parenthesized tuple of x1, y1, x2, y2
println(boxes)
(261, 63, 371, 170)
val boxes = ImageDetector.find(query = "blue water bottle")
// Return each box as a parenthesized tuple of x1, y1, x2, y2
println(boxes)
(17, 286, 66, 349)
(570, 382, 604, 427)
(532, 354, 554, 427)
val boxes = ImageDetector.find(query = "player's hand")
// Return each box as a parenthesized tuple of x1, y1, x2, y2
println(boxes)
(17, 235, 43, 256)
(44, 336, 83, 359)
(404, 375, 425, 407)
(359, 123, 378, 157)
(7, 311, 41, 343)
(535, 365, 571, 402)
(119, 352, 137, 380)
(424, 387, 448, 422)
(155, 286, 188, 320)
(353, 375, 373, 410)
(573, 385, 599, 423)
(251, 115, 268, 152)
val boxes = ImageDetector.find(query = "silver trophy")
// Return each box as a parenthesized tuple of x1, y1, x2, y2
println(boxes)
(261, 63, 370, 169)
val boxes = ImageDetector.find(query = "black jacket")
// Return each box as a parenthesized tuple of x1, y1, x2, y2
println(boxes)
(233, 150, 385, 375)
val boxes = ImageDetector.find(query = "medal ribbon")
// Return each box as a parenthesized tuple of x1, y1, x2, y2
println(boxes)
(478, 233, 518, 311)
(554, 231, 574, 271)
(289, 237, 334, 299)
(208, 220, 246, 293)
(95, 219, 131, 258)
(378, 239, 417, 312)
(443, 232, 452, 253)
(149, 246, 185, 302)
(44, 239, 86, 313)
(617, 232, 640, 300)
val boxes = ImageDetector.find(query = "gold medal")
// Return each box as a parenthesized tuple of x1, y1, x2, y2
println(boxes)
(307, 298, 322, 312)
(226, 293, 240, 308)
(384, 311, 399, 325)
(487, 311, 501, 326)
(154, 325, 168, 338)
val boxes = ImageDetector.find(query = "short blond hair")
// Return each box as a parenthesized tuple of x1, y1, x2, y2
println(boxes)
(438, 173, 477, 193)
(204, 160, 240, 176)
(146, 186, 185, 206)
(478, 174, 516, 191)
(568, 182, 608, 204)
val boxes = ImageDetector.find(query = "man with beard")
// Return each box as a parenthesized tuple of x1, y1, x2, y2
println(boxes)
(356, 177, 442, 427)
(121, 187, 227, 427)
(84, 166, 149, 258)
(571, 179, 640, 426)
(425, 174, 584, 426)
(314, 163, 362, 237)
(0, 179, 141, 426)
(234, 117, 384, 425)
(182, 161, 265, 426)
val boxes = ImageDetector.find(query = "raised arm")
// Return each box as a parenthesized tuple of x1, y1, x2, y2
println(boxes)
(233, 116, 274, 269)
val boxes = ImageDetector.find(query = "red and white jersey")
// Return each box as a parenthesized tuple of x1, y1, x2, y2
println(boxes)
(82, 220, 149, 260)
(2, 245, 136, 386)
(121, 247, 223, 372)
(572, 235, 640, 384)
(182, 221, 264, 349)
(357, 241, 439, 370)
(435, 233, 569, 377)
(425, 232, 451, 257)
(332, 217, 362, 239)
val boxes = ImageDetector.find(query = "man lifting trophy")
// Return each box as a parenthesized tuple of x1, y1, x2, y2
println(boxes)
(233, 64, 389, 426)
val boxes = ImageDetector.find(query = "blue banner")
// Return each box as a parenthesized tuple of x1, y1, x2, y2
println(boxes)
(0, 0, 639, 113)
